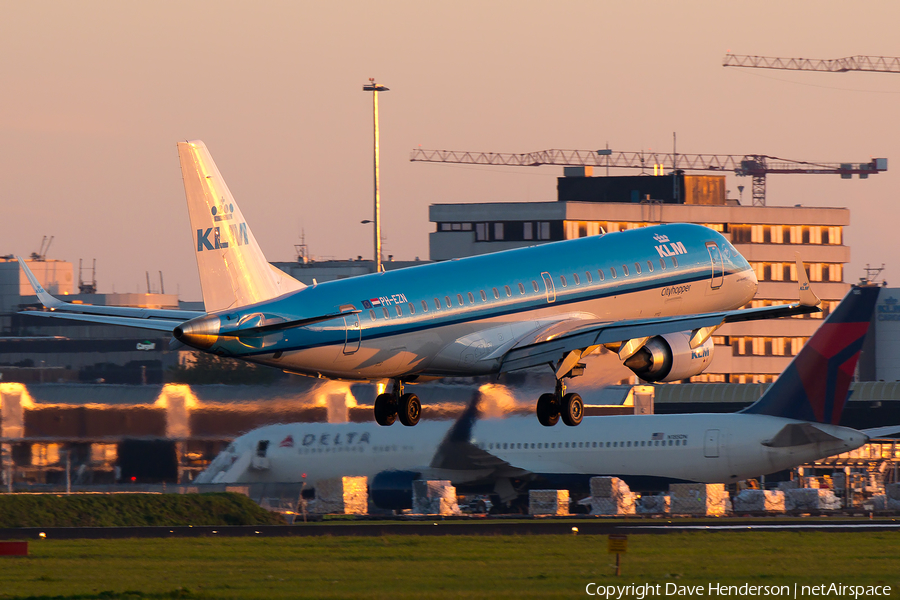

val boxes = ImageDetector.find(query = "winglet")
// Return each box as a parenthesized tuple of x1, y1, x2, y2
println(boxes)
(16, 256, 65, 310)
(795, 253, 820, 307)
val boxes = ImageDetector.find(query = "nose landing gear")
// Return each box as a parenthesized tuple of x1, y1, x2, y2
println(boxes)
(374, 379, 421, 427)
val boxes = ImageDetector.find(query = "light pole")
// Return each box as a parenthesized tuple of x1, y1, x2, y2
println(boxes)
(363, 78, 389, 273)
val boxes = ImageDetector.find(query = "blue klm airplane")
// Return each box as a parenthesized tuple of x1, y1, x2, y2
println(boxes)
(19, 141, 822, 429)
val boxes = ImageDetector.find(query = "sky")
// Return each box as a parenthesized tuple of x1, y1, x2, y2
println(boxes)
(2, 1, 899, 301)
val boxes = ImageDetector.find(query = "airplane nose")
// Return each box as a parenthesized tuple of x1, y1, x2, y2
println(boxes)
(174, 314, 221, 350)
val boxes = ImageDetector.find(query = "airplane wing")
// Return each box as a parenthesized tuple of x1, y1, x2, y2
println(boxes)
(16, 257, 204, 332)
(500, 273, 820, 374)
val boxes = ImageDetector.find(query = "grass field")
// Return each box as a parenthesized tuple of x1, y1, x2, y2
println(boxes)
(0, 531, 898, 599)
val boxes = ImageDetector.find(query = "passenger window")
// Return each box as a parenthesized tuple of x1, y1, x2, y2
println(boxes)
(622, 264, 629, 276)
(598, 269, 605, 281)
(532, 280, 539, 292)
(382, 307, 390, 318)
(518, 282, 525, 294)
(610, 267, 617, 278)
(613, 441, 618, 447)
(647, 260, 653, 272)
(660, 258, 666, 270)
(408, 303, 415, 315)
(626, 441, 631, 447)
(492, 287, 500, 299)
(640, 440, 645, 446)
(606, 442, 611, 448)
(586, 271, 592, 283)
(421, 300, 429, 313)
(573, 273, 580, 285)
(369, 310, 376, 320)
(668, 440, 674, 446)
(672, 256, 678, 268)
(395, 305, 402, 317)
(467, 292, 475, 304)
(634, 262, 641, 275)
(504, 285, 511, 297)
(444, 295, 451, 308)
(560, 275, 567, 287)
(434, 298, 441, 310)
(457, 294, 464, 306)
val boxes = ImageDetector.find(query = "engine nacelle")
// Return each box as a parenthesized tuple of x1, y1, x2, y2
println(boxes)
(370, 470, 422, 510)
(623, 332, 714, 383)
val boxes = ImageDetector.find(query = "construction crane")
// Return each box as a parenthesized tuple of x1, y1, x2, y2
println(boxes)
(409, 148, 886, 206)
(723, 53, 900, 73)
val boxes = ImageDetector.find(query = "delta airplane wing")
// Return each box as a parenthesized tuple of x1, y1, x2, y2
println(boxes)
(20, 140, 822, 430)
(197, 285, 889, 509)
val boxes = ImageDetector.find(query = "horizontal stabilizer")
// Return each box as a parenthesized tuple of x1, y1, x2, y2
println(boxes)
(862, 425, 900, 439)
(762, 423, 842, 447)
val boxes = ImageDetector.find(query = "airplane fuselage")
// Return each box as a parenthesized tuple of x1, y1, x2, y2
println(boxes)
(184, 223, 756, 381)
(199, 413, 865, 493)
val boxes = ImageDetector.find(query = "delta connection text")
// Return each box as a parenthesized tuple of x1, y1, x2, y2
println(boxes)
(584, 582, 892, 599)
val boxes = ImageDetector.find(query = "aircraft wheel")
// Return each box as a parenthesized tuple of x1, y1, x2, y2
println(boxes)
(561, 393, 584, 427)
(536, 393, 560, 427)
(374, 393, 397, 426)
(397, 393, 421, 427)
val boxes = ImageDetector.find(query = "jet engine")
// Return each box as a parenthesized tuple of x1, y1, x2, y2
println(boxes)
(622, 332, 714, 383)
(370, 470, 422, 510)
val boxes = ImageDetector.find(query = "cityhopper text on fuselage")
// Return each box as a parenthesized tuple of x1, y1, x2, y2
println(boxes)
(19, 140, 821, 431)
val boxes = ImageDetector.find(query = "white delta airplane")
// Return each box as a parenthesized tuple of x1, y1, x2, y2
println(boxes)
(197, 283, 889, 507)
(16, 141, 845, 431)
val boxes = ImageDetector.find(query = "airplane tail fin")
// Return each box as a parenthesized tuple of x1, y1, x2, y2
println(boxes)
(741, 285, 880, 424)
(177, 140, 305, 313)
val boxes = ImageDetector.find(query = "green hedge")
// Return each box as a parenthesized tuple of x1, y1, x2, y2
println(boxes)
(0, 493, 285, 528)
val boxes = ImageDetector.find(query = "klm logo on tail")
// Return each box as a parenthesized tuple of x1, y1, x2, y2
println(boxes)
(197, 206, 249, 251)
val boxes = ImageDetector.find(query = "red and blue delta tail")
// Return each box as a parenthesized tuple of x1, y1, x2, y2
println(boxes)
(741, 286, 880, 424)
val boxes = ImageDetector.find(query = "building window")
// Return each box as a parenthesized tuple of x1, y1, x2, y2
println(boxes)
(523, 222, 533, 240)
(494, 222, 504, 240)
(539, 222, 551, 240)
(475, 223, 487, 241)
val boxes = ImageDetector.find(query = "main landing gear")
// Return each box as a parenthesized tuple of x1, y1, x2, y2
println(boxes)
(536, 367, 584, 427)
(374, 379, 421, 427)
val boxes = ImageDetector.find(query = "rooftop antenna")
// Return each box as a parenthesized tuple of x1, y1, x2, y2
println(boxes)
(295, 229, 309, 264)
(78, 259, 97, 294)
(860, 263, 886, 286)
(30, 235, 54, 261)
